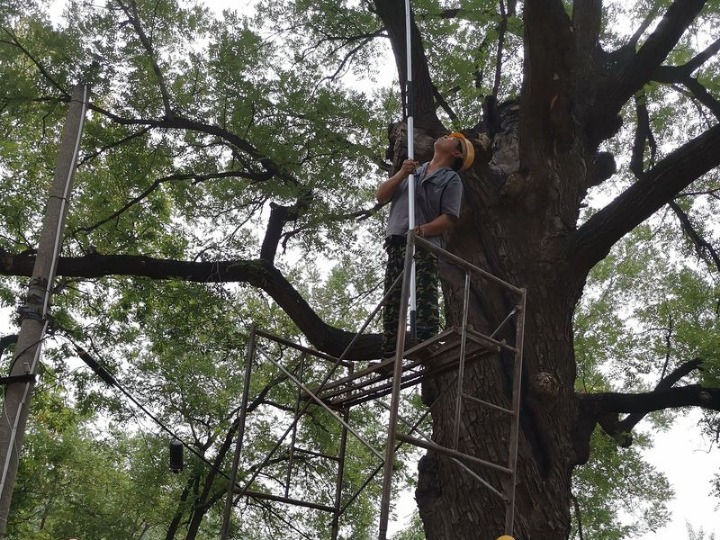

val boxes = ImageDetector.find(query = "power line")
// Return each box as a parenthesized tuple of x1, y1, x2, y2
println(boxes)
(71, 342, 232, 480)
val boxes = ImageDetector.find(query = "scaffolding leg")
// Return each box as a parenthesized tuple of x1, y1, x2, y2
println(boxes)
(331, 401, 351, 540)
(220, 325, 257, 540)
(504, 293, 526, 537)
(286, 353, 306, 498)
(378, 233, 414, 540)
(452, 271, 472, 449)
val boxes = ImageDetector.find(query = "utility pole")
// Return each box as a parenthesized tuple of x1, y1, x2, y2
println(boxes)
(0, 85, 89, 536)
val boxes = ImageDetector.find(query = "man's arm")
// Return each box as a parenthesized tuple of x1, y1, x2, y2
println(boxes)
(376, 159, 418, 204)
(414, 213, 457, 238)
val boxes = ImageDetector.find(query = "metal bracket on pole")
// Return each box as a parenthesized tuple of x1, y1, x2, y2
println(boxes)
(16, 306, 43, 322)
(0, 375, 36, 386)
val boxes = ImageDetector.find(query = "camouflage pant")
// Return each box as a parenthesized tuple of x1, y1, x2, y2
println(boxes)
(382, 236, 439, 356)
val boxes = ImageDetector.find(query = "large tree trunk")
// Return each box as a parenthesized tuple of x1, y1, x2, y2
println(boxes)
(372, 0, 598, 535)
(406, 111, 588, 538)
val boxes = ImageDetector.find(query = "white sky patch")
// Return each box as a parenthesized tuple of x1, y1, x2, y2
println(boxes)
(47, 0, 65, 21)
(637, 411, 720, 539)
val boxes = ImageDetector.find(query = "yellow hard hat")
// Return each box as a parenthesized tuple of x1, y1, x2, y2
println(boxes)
(449, 131, 475, 172)
(496, 536, 515, 540)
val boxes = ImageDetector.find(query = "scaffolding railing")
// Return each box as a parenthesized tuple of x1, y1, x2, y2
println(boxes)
(220, 231, 527, 540)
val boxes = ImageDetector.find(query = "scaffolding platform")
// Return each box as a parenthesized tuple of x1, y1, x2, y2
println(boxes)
(220, 233, 527, 540)
(310, 326, 506, 408)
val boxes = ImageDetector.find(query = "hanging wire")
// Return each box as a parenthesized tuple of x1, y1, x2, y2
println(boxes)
(69, 341, 234, 481)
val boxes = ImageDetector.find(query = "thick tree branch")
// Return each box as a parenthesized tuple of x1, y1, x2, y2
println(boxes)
(629, 92, 657, 177)
(616, 358, 703, 433)
(572, 0, 602, 64)
(589, 0, 707, 144)
(669, 200, 720, 273)
(610, 0, 705, 103)
(261, 201, 303, 263)
(567, 121, 720, 274)
(685, 36, 720, 74)
(116, 0, 174, 116)
(520, 0, 575, 167)
(371, 0, 444, 133)
(576, 359, 714, 454)
(432, 86, 457, 122)
(583, 384, 720, 416)
(627, 3, 663, 50)
(0, 250, 380, 360)
(653, 66, 720, 121)
(492, 0, 508, 99)
(651, 38, 720, 119)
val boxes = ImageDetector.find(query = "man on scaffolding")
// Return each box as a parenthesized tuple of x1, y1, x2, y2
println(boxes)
(376, 132, 474, 360)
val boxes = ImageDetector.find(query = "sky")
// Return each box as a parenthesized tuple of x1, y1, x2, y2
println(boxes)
(637, 412, 719, 539)
(41, 0, 720, 538)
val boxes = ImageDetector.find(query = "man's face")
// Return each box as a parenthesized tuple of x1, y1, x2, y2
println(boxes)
(435, 135, 463, 157)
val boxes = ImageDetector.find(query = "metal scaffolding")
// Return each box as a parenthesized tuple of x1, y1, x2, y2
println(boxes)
(220, 232, 527, 540)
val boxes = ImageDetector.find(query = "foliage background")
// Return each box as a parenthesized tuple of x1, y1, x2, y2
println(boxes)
(0, 0, 719, 538)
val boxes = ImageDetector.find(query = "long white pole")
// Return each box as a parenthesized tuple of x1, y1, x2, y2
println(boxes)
(377, 7, 416, 537)
(405, 0, 417, 338)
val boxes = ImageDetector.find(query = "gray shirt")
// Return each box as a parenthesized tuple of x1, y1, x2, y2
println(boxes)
(385, 163, 463, 247)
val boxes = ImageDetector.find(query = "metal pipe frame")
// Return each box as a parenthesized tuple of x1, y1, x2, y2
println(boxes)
(242, 489, 336, 513)
(335, 388, 433, 520)
(395, 433, 513, 475)
(504, 292, 527, 537)
(225, 268, 408, 536)
(254, 329, 353, 368)
(220, 325, 258, 539)
(291, 447, 340, 462)
(378, 231, 415, 540)
(286, 353, 306, 498)
(381, 399, 506, 501)
(490, 307, 518, 340)
(317, 328, 498, 408)
(225, 231, 527, 540)
(452, 270, 472, 449)
(462, 393, 514, 415)
(258, 346, 385, 462)
(414, 235, 525, 295)
(331, 385, 351, 540)
(231, 269, 409, 508)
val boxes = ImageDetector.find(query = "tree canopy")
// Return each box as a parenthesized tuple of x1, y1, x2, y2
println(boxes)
(1, 0, 720, 539)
